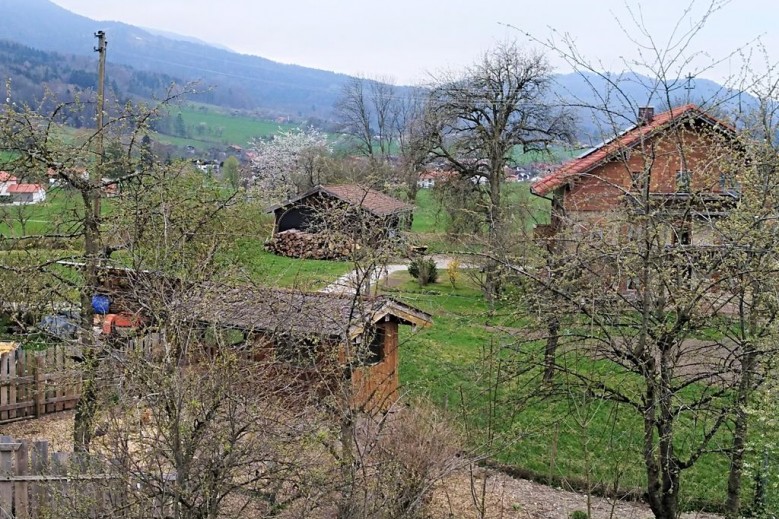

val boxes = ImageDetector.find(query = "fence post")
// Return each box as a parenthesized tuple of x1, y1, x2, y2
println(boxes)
(15, 440, 29, 519)
(0, 436, 15, 518)
(33, 356, 45, 418)
(8, 351, 16, 421)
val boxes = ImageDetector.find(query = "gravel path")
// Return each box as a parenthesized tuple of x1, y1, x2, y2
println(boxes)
(321, 255, 464, 295)
(0, 412, 720, 519)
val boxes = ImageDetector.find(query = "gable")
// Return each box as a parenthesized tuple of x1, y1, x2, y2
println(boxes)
(531, 104, 736, 199)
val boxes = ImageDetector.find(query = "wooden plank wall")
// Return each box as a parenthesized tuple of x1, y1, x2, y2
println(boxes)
(0, 347, 80, 426)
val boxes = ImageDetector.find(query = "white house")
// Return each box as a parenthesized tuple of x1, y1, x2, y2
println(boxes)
(0, 171, 46, 204)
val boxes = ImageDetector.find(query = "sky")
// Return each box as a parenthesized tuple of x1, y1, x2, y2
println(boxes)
(48, 0, 779, 86)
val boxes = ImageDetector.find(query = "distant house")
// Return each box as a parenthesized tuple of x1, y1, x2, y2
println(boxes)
(416, 170, 456, 189)
(0, 172, 46, 205)
(266, 184, 414, 259)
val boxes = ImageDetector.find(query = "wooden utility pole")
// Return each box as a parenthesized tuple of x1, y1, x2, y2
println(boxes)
(74, 30, 107, 453)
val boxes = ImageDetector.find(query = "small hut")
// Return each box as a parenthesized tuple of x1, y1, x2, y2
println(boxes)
(266, 184, 414, 259)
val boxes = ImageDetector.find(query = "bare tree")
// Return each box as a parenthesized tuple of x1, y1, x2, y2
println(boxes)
(335, 75, 401, 163)
(499, 3, 779, 516)
(423, 41, 574, 304)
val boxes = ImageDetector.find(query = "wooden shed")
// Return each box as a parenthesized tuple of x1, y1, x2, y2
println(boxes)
(266, 184, 414, 259)
(182, 284, 432, 413)
(59, 262, 432, 413)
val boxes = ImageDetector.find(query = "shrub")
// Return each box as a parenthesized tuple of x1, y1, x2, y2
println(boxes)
(447, 258, 461, 288)
(408, 257, 438, 286)
(569, 511, 589, 519)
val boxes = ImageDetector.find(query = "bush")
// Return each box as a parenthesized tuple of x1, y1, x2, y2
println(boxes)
(569, 511, 589, 519)
(447, 258, 461, 288)
(408, 257, 438, 286)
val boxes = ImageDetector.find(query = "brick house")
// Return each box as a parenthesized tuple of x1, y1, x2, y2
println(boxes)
(531, 104, 740, 246)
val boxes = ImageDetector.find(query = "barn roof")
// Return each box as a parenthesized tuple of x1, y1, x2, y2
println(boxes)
(57, 261, 432, 339)
(268, 184, 414, 217)
(530, 104, 735, 197)
(181, 284, 432, 339)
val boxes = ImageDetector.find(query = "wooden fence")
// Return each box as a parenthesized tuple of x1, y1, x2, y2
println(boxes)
(0, 347, 80, 425)
(0, 436, 121, 518)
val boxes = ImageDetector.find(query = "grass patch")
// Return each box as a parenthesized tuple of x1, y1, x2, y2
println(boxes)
(229, 239, 352, 290)
(389, 271, 735, 511)
(154, 105, 299, 150)
(410, 182, 550, 252)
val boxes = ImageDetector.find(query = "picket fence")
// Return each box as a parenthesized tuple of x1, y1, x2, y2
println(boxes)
(0, 347, 80, 425)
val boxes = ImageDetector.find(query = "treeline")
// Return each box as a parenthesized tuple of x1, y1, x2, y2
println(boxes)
(0, 39, 181, 122)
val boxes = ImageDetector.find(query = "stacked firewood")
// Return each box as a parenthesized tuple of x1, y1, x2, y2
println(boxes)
(265, 229, 353, 260)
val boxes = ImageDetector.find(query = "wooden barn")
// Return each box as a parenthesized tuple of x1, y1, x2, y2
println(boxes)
(266, 184, 414, 259)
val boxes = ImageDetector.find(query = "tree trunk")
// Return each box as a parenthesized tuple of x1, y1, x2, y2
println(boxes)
(543, 318, 559, 384)
(726, 346, 756, 518)
(73, 189, 102, 452)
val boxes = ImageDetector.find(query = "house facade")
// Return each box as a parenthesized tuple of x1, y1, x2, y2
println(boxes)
(0, 172, 46, 204)
(531, 104, 740, 246)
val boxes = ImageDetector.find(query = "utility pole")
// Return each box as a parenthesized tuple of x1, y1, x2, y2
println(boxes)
(684, 73, 695, 104)
(74, 30, 107, 452)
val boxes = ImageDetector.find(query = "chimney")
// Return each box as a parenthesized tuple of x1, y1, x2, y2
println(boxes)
(638, 106, 655, 124)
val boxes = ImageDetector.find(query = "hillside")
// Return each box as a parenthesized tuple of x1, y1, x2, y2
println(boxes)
(0, 0, 756, 138)
(0, 0, 350, 118)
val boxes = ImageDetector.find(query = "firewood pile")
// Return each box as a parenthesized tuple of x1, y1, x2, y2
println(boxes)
(265, 229, 353, 260)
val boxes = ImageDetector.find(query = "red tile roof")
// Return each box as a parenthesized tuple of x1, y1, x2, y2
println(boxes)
(530, 104, 734, 197)
(8, 184, 43, 194)
(0, 172, 17, 183)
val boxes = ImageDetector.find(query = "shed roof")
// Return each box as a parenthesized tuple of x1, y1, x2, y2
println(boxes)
(530, 104, 735, 197)
(181, 284, 431, 339)
(269, 184, 414, 217)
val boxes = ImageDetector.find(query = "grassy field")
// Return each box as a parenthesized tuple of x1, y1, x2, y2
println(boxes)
(385, 272, 735, 511)
(410, 183, 551, 252)
(0, 188, 89, 237)
(154, 105, 298, 150)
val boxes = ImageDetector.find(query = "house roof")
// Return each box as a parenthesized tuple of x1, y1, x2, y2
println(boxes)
(269, 184, 414, 217)
(179, 284, 432, 339)
(0, 172, 17, 183)
(8, 184, 43, 194)
(530, 104, 735, 197)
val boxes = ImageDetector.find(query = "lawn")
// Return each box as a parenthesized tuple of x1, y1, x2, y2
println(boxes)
(154, 105, 298, 150)
(410, 182, 551, 252)
(228, 238, 352, 290)
(386, 271, 736, 512)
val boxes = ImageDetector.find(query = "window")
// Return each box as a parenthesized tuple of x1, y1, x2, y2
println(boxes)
(676, 170, 691, 193)
(672, 223, 692, 246)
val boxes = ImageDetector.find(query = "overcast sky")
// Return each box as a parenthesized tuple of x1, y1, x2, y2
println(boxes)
(49, 0, 778, 86)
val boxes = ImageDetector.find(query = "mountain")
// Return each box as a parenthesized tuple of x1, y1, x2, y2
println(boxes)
(552, 71, 756, 143)
(0, 0, 351, 117)
(0, 0, 758, 135)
